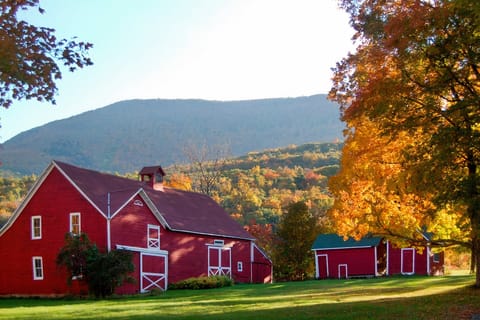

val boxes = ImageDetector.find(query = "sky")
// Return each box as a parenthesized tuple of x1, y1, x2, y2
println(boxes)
(0, 0, 355, 143)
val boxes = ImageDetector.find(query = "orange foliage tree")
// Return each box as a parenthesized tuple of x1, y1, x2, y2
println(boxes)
(330, 0, 480, 285)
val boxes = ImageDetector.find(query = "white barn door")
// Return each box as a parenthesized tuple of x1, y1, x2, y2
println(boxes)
(140, 252, 168, 292)
(208, 246, 231, 277)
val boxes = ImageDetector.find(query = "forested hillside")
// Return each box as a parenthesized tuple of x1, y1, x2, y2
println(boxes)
(0, 142, 341, 229)
(0, 94, 343, 176)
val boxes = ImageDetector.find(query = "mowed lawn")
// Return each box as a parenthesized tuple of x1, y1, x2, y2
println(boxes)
(1, 275, 479, 320)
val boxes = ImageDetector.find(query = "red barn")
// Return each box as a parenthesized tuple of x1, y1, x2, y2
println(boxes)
(0, 161, 272, 296)
(312, 234, 444, 279)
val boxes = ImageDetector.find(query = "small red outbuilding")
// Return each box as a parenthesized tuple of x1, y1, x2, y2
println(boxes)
(312, 234, 444, 279)
(0, 161, 272, 296)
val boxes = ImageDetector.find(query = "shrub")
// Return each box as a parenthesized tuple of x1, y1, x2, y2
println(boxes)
(170, 276, 233, 290)
(57, 233, 134, 298)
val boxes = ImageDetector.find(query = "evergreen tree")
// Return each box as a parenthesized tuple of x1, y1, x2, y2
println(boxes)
(274, 201, 318, 281)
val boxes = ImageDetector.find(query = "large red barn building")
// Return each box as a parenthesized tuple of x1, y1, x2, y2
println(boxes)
(0, 161, 272, 296)
(312, 234, 444, 279)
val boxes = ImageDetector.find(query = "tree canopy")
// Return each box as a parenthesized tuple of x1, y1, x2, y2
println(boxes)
(0, 0, 92, 109)
(273, 201, 319, 281)
(330, 0, 480, 286)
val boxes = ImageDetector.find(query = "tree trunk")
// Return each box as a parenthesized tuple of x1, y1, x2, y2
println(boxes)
(466, 154, 479, 287)
(471, 246, 476, 274)
(475, 236, 480, 288)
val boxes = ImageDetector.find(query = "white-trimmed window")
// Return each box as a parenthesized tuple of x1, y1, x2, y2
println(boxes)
(237, 261, 243, 272)
(147, 224, 160, 249)
(32, 257, 44, 280)
(213, 239, 225, 247)
(70, 212, 81, 235)
(433, 253, 440, 263)
(31, 216, 42, 239)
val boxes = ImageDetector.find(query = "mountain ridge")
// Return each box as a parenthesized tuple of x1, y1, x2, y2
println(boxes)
(0, 94, 344, 175)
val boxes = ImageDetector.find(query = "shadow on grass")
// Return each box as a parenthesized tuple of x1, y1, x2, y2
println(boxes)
(0, 276, 477, 320)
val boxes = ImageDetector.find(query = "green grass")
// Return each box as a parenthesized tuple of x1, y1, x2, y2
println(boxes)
(1, 275, 479, 319)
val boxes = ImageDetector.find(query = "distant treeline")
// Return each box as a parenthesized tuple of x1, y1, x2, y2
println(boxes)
(0, 142, 341, 229)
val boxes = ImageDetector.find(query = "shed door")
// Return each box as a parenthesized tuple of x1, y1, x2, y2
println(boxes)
(338, 264, 348, 279)
(401, 248, 415, 275)
(208, 246, 231, 277)
(316, 254, 329, 279)
(141, 252, 168, 292)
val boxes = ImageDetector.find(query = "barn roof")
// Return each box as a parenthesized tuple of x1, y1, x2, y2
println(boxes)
(54, 160, 253, 240)
(312, 234, 382, 250)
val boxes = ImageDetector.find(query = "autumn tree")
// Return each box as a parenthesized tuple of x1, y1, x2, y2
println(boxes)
(273, 201, 319, 281)
(0, 0, 92, 109)
(244, 219, 274, 258)
(330, 0, 480, 286)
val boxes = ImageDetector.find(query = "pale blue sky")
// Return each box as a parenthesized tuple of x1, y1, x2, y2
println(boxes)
(0, 0, 354, 142)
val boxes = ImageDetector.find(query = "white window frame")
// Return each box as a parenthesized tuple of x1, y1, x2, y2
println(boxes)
(70, 212, 81, 235)
(433, 252, 440, 263)
(147, 224, 160, 249)
(31, 216, 42, 240)
(32, 256, 44, 280)
(213, 239, 225, 246)
(237, 261, 243, 272)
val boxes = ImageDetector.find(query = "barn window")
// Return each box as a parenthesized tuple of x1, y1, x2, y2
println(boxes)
(147, 225, 160, 249)
(237, 261, 243, 272)
(31, 216, 42, 240)
(213, 239, 224, 247)
(32, 257, 44, 280)
(433, 253, 440, 263)
(70, 213, 81, 236)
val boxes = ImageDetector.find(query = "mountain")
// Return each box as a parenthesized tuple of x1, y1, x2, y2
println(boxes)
(0, 94, 344, 175)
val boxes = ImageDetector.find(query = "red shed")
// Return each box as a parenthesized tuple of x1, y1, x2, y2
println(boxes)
(0, 161, 272, 296)
(312, 234, 443, 279)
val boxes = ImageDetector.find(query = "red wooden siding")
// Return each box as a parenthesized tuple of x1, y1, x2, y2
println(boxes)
(314, 247, 377, 279)
(251, 244, 272, 283)
(0, 167, 105, 295)
(387, 243, 444, 276)
(110, 195, 161, 250)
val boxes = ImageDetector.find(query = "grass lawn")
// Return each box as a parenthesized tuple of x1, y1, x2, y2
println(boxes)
(0, 275, 479, 320)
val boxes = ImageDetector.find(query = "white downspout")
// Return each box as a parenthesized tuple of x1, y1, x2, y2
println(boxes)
(107, 192, 111, 252)
(427, 246, 431, 276)
(250, 242, 254, 283)
(386, 240, 390, 276)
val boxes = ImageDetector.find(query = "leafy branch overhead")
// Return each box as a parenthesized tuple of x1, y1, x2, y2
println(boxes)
(0, 0, 93, 109)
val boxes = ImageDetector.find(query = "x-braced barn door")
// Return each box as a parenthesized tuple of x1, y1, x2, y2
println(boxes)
(140, 252, 168, 292)
(208, 246, 231, 277)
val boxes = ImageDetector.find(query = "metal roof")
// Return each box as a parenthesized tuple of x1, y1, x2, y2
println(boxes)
(54, 160, 253, 240)
(312, 233, 382, 250)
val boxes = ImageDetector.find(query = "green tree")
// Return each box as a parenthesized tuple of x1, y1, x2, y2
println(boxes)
(0, 0, 92, 109)
(330, 0, 480, 286)
(274, 201, 319, 281)
(56, 233, 134, 298)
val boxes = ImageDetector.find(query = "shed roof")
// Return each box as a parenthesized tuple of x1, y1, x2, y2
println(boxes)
(312, 234, 382, 250)
(54, 160, 253, 240)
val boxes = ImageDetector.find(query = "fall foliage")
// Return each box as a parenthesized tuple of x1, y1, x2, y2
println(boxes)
(330, 0, 480, 286)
